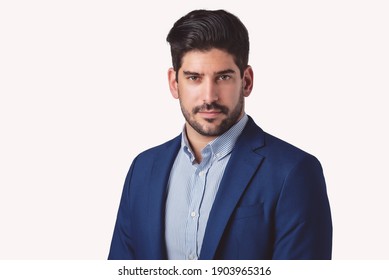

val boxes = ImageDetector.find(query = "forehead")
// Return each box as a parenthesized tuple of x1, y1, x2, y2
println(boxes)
(180, 48, 238, 72)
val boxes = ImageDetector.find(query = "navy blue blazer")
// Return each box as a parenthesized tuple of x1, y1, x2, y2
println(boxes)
(108, 117, 332, 259)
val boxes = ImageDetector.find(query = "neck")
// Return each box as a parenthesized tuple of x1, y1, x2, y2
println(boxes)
(185, 124, 217, 163)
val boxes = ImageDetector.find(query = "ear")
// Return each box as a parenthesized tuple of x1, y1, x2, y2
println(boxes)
(242, 66, 254, 97)
(168, 68, 179, 99)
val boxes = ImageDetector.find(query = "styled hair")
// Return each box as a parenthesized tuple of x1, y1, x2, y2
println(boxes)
(166, 9, 250, 78)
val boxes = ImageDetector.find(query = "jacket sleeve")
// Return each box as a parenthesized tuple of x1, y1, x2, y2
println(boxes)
(272, 155, 333, 259)
(108, 158, 138, 260)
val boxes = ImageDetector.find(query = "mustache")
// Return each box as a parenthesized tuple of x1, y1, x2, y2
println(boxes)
(192, 102, 229, 114)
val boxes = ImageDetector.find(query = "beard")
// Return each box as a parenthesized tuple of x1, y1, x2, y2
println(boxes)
(179, 88, 245, 137)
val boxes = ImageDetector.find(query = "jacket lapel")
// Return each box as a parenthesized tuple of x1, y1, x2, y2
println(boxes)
(146, 136, 181, 259)
(199, 118, 265, 259)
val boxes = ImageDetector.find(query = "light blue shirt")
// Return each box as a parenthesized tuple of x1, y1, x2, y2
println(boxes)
(165, 114, 249, 260)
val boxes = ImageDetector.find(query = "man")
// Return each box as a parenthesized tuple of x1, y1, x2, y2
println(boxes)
(108, 9, 332, 260)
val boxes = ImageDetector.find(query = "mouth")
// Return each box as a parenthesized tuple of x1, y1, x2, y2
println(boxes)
(193, 102, 228, 118)
(198, 110, 222, 118)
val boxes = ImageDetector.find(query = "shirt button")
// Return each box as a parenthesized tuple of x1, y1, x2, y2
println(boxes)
(199, 171, 205, 177)
(188, 254, 197, 260)
(190, 211, 196, 218)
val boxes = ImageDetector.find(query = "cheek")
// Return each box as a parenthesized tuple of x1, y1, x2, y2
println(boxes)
(221, 86, 243, 104)
(178, 86, 200, 103)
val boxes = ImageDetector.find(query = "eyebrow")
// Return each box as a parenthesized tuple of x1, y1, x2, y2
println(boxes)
(215, 69, 236, 75)
(182, 69, 236, 76)
(183, 71, 202, 76)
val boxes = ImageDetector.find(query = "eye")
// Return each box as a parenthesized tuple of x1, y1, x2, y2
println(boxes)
(187, 75, 200, 81)
(218, 75, 231, 81)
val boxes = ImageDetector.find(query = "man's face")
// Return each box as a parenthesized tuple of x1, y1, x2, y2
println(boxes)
(168, 48, 253, 138)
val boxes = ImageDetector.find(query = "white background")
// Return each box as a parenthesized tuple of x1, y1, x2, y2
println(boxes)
(0, 0, 388, 259)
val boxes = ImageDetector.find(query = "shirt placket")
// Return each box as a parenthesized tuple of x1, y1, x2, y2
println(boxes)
(185, 149, 212, 260)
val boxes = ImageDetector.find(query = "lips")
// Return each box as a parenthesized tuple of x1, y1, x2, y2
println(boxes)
(193, 102, 228, 115)
(199, 110, 222, 118)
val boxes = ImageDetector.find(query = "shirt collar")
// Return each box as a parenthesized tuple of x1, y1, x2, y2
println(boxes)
(181, 114, 249, 163)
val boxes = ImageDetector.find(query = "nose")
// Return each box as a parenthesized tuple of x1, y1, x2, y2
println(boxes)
(202, 78, 218, 103)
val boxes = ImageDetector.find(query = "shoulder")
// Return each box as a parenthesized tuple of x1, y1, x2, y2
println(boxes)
(242, 117, 321, 169)
(261, 131, 323, 177)
(123, 134, 181, 184)
(132, 134, 181, 164)
(264, 132, 312, 158)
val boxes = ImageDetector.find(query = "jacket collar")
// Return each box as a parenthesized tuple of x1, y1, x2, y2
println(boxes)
(146, 136, 181, 259)
(199, 116, 266, 259)
(146, 116, 265, 259)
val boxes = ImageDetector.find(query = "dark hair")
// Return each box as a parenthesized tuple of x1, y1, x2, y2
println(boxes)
(166, 9, 250, 78)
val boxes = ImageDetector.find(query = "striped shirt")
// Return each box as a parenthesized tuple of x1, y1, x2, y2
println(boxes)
(165, 114, 248, 260)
